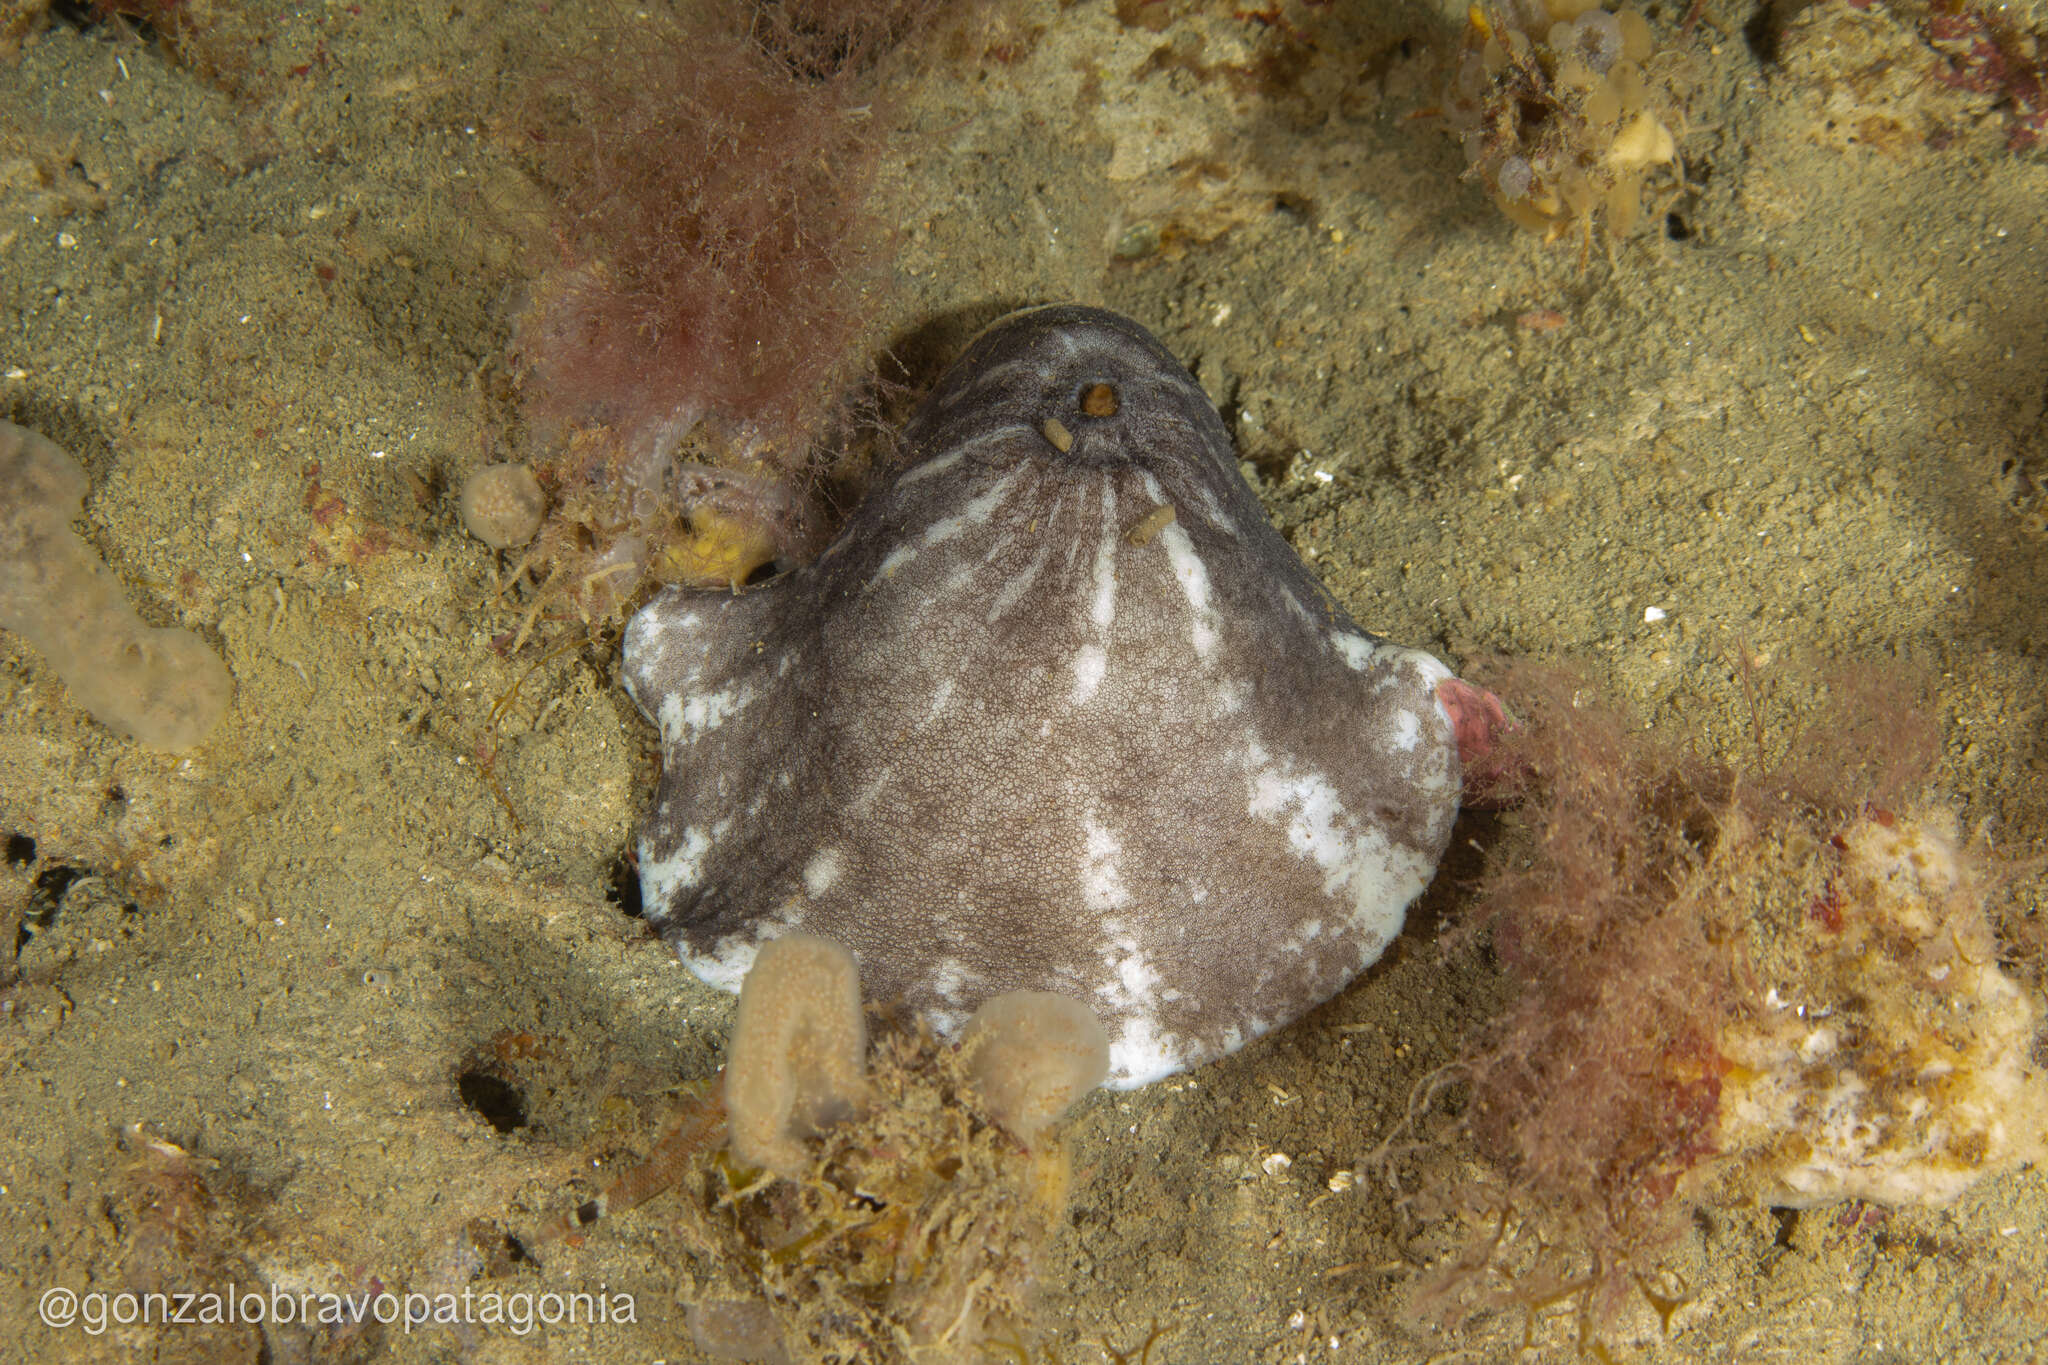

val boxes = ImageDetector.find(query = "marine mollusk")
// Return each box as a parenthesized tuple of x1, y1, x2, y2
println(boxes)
(622, 305, 1463, 1087)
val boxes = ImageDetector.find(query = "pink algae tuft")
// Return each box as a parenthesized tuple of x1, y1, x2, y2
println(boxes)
(513, 7, 892, 462)
(1422, 661, 1746, 1333)
(490, 0, 950, 640)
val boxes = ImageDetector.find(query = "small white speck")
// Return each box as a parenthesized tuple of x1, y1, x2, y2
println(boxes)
(1312, 469, 1334, 485)
(1210, 302, 1232, 327)
(1071, 644, 1107, 704)
(369, 450, 386, 460)
(1327, 1170, 1354, 1193)
(57, 232, 77, 249)
(802, 847, 844, 897)
(239, 315, 251, 324)
(1261, 1152, 1292, 1176)
(1644, 605, 1667, 622)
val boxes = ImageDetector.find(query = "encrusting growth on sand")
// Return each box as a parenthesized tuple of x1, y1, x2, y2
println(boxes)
(0, 419, 232, 750)
(1708, 806, 2048, 1209)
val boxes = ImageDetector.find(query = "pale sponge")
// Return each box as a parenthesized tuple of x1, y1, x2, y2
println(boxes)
(1713, 810, 2048, 1209)
(724, 935, 870, 1175)
(0, 420, 232, 750)
(962, 990, 1110, 1142)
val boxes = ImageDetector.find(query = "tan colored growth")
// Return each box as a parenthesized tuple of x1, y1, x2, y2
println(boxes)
(962, 991, 1110, 1143)
(458, 463, 547, 550)
(651, 505, 780, 589)
(700, 941, 1106, 1359)
(0, 420, 232, 750)
(724, 935, 870, 1175)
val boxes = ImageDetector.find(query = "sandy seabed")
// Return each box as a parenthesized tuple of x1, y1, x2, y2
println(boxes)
(3, 1, 2047, 1361)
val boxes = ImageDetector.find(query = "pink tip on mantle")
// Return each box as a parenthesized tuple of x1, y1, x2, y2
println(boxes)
(1437, 676, 1514, 806)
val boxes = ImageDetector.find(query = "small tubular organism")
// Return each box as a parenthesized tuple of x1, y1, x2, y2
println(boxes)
(1440, 1, 1689, 247)
(723, 935, 870, 1175)
(695, 936, 1099, 1361)
(0, 419, 232, 750)
(962, 991, 1110, 1143)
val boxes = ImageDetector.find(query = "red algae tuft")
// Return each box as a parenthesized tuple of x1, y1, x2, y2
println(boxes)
(1411, 661, 1745, 1336)
(490, 0, 949, 637)
(513, 8, 882, 462)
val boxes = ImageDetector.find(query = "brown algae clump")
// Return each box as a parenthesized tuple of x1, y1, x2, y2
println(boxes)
(688, 934, 1102, 1363)
(0, 419, 232, 750)
(1385, 662, 2047, 1345)
(1441, 2, 1690, 246)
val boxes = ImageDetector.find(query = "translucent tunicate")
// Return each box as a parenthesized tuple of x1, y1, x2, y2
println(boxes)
(1571, 9, 1624, 73)
(1455, 50, 1489, 105)
(1496, 156, 1535, 200)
